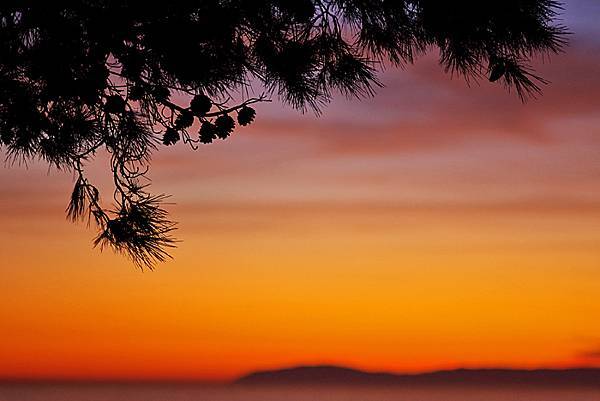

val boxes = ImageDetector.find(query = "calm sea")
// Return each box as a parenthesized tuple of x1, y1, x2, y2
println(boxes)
(0, 384, 599, 401)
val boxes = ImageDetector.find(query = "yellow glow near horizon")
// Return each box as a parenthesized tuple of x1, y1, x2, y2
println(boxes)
(1, 37, 600, 380)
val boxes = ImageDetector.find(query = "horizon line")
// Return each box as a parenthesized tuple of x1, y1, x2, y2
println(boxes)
(3, 363, 600, 384)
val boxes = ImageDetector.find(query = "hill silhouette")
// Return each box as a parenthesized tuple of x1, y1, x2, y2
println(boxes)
(235, 365, 600, 387)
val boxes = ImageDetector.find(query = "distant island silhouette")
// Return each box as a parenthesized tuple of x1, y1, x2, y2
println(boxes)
(235, 365, 600, 387)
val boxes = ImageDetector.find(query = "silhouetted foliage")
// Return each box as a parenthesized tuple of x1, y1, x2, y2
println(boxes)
(0, 1, 567, 268)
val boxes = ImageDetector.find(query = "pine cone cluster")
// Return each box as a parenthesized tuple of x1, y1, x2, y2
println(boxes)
(160, 94, 259, 147)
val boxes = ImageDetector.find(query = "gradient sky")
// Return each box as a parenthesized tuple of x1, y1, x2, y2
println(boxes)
(1, 1, 600, 381)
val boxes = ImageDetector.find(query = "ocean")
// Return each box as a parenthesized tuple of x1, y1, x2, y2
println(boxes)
(0, 384, 598, 401)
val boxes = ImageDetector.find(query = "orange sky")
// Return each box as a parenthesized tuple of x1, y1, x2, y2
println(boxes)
(1, 1, 600, 382)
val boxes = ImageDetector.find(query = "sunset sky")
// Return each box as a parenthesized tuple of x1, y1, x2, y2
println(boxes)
(1, 0, 599, 382)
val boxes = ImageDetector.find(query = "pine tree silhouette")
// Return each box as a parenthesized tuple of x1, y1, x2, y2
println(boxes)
(0, 1, 567, 268)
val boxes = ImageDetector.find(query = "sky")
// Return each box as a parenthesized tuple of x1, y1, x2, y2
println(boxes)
(1, 1, 600, 381)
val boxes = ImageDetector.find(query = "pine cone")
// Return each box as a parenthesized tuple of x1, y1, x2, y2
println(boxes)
(162, 127, 180, 146)
(215, 115, 235, 139)
(199, 121, 216, 144)
(237, 106, 256, 126)
(175, 111, 194, 129)
(489, 61, 506, 82)
(153, 86, 171, 102)
(190, 94, 212, 116)
(128, 85, 145, 101)
(279, 0, 315, 22)
(104, 95, 126, 114)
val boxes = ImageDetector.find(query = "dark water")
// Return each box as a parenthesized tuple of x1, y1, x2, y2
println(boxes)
(0, 384, 599, 401)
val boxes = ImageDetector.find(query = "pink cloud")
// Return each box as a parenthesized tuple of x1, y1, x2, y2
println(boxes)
(235, 44, 600, 156)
